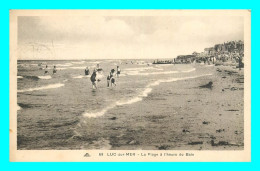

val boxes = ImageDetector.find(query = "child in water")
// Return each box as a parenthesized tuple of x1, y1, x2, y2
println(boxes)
(85, 67, 89, 75)
(90, 71, 97, 89)
(110, 69, 116, 87)
(110, 75, 116, 87)
(107, 74, 110, 87)
(116, 66, 121, 78)
(53, 66, 57, 74)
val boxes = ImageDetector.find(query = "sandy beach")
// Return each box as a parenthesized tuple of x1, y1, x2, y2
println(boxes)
(105, 65, 244, 150)
(84, 66, 243, 150)
(17, 60, 244, 150)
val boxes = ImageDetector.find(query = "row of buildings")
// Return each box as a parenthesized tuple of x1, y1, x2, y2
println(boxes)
(175, 40, 244, 64)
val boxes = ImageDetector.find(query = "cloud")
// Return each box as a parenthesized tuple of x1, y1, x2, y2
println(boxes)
(18, 16, 244, 59)
(19, 16, 135, 43)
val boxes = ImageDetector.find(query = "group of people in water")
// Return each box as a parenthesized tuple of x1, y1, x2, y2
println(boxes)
(85, 64, 121, 89)
(39, 62, 121, 89)
(39, 63, 57, 75)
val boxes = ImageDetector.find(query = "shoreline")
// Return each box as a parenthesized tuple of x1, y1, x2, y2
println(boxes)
(17, 63, 244, 150)
(91, 64, 244, 150)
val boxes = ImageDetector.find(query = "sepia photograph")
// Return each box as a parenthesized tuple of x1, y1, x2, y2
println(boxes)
(9, 10, 251, 162)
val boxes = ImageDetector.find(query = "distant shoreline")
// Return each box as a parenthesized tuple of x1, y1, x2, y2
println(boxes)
(17, 58, 176, 61)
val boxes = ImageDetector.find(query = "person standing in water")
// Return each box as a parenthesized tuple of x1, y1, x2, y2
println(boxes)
(107, 74, 111, 87)
(90, 70, 97, 89)
(44, 64, 49, 74)
(116, 66, 121, 78)
(85, 67, 90, 75)
(96, 63, 103, 72)
(110, 74, 116, 87)
(110, 69, 116, 87)
(53, 65, 57, 74)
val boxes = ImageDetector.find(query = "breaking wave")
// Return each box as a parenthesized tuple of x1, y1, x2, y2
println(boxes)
(17, 83, 64, 93)
(71, 61, 85, 64)
(83, 73, 212, 118)
(72, 75, 90, 79)
(17, 104, 21, 111)
(125, 68, 196, 76)
(56, 63, 73, 67)
(38, 75, 52, 79)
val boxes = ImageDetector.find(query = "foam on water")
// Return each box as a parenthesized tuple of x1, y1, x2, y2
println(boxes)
(17, 104, 21, 111)
(56, 63, 73, 67)
(17, 83, 64, 93)
(73, 75, 87, 79)
(124, 68, 195, 76)
(87, 61, 100, 64)
(83, 104, 115, 118)
(116, 97, 143, 106)
(127, 70, 179, 76)
(73, 75, 84, 79)
(38, 75, 52, 79)
(73, 75, 91, 79)
(71, 61, 85, 64)
(56, 67, 67, 70)
(83, 73, 212, 118)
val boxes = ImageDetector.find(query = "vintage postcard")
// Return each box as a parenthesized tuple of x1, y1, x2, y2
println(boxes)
(10, 10, 251, 162)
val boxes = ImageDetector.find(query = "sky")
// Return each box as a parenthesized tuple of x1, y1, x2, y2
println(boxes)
(18, 16, 244, 60)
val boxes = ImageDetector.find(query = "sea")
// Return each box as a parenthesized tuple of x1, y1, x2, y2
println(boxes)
(17, 59, 213, 150)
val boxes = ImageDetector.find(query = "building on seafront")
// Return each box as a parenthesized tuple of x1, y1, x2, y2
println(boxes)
(173, 40, 244, 66)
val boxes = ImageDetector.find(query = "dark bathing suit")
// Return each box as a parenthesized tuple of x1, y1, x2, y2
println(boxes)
(85, 69, 89, 75)
(111, 77, 115, 84)
(90, 73, 96, 82)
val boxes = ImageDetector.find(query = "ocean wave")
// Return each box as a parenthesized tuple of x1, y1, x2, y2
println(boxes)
(17, 83, 64, 93)
(23, 75, 52, 80)
(38, 75, 52, 79)
(17, 104, 21, 111)
(124, 68, 195, 76)
(23, 76, 40, 81)
(56, 63, 73, 67)
(72, 75, 90, 79)
(71, 61, 85, 64)
(56, 67, 67, 70)
(69, 67, 88, 70)
(83, 73, 211, 118)
(87, 61, 100, 64)
(73, 75, 85, 79)
(83, 104, 115, 118)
